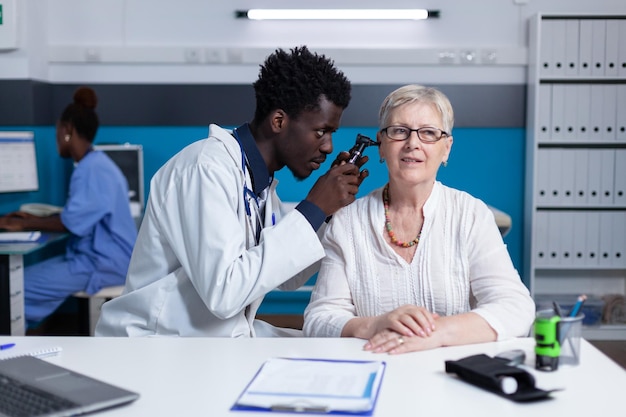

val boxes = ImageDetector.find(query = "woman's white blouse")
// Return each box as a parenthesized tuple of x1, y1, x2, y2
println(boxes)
(303, 182, 535, 340)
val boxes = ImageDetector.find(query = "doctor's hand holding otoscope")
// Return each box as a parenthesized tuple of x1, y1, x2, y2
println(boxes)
(305, 133, 377, 217)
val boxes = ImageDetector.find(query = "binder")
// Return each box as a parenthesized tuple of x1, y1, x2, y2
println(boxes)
(601, 84, 617, 142)
(571, 211, 587, 267)
(560, 149, 576, 206)
(619, 19, 626, 77)
(546, 149, 562, 205)
(617, 84, 626, 142)
(612, 212, 626, 268)
(584, 211, 601, 266)
(591, 20, 606, 77)
(575, 84, 591, 142)
(589, 85, 604, 143)
(578, 19, 593, 77)
(547, 211, 562, 266)
(563, 85, 578, 141)
(599, 149, 615, 206)
(551, 19, 567, 77)
(535, 149, 549, 206)
(559, 211, 575, 266)
(551, 85, 566, 142)
(534, 211, 549, 267)
(538, 84, 552, 142)
(573, 149, 589, 206)
(540, 19, 554, 76)
(605, 20, 620, 77)
(586, 150, 602, 206)
(614, 150, 626, 206)
(564, 19, 580, 76)
(232, 358, 385, 415)
(598, 212, 613, 267)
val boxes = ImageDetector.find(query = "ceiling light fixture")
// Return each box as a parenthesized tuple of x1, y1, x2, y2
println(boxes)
(235, 9, 440, 20)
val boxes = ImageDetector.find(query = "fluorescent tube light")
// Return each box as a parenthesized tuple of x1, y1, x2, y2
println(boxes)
(235, 9, 439, 20)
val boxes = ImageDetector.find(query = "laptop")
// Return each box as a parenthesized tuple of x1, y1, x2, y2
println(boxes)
(0, 355, 139, 417)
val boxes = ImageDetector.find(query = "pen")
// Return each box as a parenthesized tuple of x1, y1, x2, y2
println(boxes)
(552, 301, 563, 317)
(568, 294, 587, 317)
(0, 343, 15, 350)
(272, 212, 276, 226)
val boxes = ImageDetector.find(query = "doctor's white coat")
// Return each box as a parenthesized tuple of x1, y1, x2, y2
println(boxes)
(96, 124, 325, 337)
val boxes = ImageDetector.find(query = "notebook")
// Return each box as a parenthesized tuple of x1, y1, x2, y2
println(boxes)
(0, 355, 139, 417)
(0, 344, 62, 361)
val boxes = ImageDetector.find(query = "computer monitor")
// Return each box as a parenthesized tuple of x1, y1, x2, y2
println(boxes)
(0, 131, 39, 193)
(94, 143, 144, 220)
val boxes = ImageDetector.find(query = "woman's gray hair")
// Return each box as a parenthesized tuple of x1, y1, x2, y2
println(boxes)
(378, 84, 454, 134)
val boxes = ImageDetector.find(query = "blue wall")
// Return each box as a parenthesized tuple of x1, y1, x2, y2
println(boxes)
(0, 126, 526, 312)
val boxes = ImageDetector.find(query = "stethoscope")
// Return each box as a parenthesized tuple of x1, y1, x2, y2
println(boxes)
(233, 128, 264, 244)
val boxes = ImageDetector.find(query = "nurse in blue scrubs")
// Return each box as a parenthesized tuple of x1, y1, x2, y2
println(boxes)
(0, 87, 137, 327)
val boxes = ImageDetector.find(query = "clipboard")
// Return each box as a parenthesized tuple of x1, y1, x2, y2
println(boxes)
(231, 358, 386, 415)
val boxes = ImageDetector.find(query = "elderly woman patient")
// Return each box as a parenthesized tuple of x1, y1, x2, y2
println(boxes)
(303, 84, 534, 354)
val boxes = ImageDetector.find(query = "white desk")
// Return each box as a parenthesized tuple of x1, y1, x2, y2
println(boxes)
(0, 336, 623, 416)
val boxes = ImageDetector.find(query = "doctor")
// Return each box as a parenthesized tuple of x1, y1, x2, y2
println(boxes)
(96, 46, 367, 337)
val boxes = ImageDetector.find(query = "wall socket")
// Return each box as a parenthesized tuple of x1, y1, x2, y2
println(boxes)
(460, 50, 478, 64)
(184, 48, 202, 63)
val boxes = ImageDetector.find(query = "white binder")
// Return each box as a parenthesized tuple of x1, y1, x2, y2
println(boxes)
(598, 212, 613, 267)
(547, 149, 563, 205)
(619, 20, 626, 77)
(614, 149, 626, 206)
(612, 211, 626, 268)
(536, 149, 550, 206)
(589, 85, 604, 143)
(551, 19, 567, 77)
(617, 84, 626, 142)
(573, 149, 589, 206)
(551, 84, 566, 142)
(591, 20, 607, 76)
(576, 84, 591, 142)
(599, 149, 615, 206)
(540, 19, 554, 77)
(538, 84, 552, 142)
(578, 19, 593, 77)
(601, 85, 617, 142)
(563, 85, 578, 141)
(564, 19, 580, 76)
(584, 211, 601, 266)
(587, 150, 602, 206)
(534, 211, 549, 267)
(605, 20, 620, 77)
(560, 211, 575, 266)
(571, 211, 587, 267)
(547, 211, 562, 266)
(560, 149, 576, 206)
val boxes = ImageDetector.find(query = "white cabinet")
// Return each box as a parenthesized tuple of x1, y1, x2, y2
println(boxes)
(524, 14, 626, 340)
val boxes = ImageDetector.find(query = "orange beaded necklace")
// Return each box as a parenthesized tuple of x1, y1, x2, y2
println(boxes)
(383, 184, 421, 248)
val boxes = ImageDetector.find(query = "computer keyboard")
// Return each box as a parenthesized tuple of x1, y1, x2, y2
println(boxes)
(0, 373, 77, 417)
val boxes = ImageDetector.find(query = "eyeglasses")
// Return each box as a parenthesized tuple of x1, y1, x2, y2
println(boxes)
(380, 125, 449, 143)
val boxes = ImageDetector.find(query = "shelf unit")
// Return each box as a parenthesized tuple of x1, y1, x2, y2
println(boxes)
(524, 14, 626, 340)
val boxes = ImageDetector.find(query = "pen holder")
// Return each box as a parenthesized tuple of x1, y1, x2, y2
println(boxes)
(558, 312, 584, 367)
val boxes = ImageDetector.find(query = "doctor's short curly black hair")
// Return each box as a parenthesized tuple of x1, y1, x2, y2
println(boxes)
(252, 46, 351, 123)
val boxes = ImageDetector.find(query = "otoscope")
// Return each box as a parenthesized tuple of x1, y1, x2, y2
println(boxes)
(347, 134, 378, 164)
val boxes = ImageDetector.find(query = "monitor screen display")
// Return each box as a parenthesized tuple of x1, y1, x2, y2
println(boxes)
(0, 131, 39, 193)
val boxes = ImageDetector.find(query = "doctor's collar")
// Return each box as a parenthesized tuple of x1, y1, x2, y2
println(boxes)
(233, 123, 272, 196)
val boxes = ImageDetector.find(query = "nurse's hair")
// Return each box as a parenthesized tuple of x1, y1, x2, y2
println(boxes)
(59, 86, 100, 143)
(378, 84, 454, 134)
(252, 46, 351, 123)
